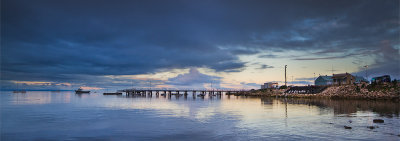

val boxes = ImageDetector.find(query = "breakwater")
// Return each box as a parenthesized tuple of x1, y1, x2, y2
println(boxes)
(238, 84, 400, 100)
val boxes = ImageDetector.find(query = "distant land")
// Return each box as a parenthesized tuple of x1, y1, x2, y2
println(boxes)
(0, 89, 74, 91)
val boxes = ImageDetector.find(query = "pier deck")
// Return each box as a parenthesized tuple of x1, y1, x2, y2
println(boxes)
(119, 89, 245, 96)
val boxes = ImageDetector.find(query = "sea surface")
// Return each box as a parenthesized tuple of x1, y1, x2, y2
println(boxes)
(1, 91, 399, 141)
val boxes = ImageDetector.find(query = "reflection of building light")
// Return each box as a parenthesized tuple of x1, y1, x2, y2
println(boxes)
(12, 91, 71, 105)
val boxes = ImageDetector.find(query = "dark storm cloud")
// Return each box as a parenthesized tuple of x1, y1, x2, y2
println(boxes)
(257, 65, 274, 70)
(293, 51, 372, 60)
(1, 0, 249, 77)
(353, 41, 400, 79)
(230, 49, 259, 55)
(1, 0, 399, 88)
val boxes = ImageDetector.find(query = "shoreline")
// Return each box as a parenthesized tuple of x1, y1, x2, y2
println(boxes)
(236, 85, 400, 101)
(238, 94, 400, 101)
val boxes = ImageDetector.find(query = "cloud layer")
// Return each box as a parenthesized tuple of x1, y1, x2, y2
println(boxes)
(1, 0, 399, 89)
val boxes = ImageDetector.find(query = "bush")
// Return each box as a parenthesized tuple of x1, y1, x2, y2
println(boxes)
(279, 85, 288, 89)
(355, 86, 360, 92)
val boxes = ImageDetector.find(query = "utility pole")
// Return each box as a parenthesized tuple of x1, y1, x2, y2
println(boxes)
(149, 79, 152, 90)
(291, 76, 294, 86)
(314, 73, 316, 85)
(314, 73, 315, 80)
(364, 65, 368, 82)
(211, 81, 213, 90)
(285, 65, 287, 86)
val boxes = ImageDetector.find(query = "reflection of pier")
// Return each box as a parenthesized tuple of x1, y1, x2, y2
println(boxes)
(120, 89, 244, 97)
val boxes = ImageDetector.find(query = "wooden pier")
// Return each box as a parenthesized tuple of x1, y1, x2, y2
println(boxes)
(119, 89, 244, 97)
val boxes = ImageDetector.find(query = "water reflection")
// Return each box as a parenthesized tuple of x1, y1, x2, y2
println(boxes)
(261, 97, 400, 117)
(74, 93, 86, 98)
(1, 91, 399, 140)
(10, 91, 71, 105)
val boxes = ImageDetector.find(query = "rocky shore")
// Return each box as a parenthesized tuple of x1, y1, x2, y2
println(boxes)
(238, 83, 400, 100)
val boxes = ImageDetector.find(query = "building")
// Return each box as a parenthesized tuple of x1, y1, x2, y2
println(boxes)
(371, 75, 391, 83)
(354, 76, 368, 84)
(315, 75, 333, 86)
(261, 82, 279, 89)
(332, 73, 355, 85)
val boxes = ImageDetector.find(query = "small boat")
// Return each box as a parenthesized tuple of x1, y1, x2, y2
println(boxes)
(103, 92, 122, 95)
(75, 87, 90, 94)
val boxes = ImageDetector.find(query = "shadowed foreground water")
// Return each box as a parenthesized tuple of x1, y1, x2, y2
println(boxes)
(1, 91, 399, 140)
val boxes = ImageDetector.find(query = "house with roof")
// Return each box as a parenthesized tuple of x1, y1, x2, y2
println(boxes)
(332, 73, 355, 85)
(354, 76, 368, 84)
(315, 75, 333, 86)
(371, 75, 391, 83)
(261, 82, 279, 89)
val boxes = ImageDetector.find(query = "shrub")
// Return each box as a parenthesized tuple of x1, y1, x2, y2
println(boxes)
(355, 86, 360, 92)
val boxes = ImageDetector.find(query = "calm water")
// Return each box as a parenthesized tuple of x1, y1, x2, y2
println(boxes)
(1, 91, 399, 141)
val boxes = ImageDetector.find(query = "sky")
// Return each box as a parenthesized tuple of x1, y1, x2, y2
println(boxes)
(1, 0, 399, 90)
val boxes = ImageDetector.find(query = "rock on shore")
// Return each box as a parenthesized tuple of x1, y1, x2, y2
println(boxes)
(240, 84, 400, 100)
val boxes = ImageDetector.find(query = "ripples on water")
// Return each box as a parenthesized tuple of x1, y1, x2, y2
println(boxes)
(1, 91, 399, 140)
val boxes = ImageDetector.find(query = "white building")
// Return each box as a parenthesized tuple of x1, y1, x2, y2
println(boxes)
(261, 82, 279, 89)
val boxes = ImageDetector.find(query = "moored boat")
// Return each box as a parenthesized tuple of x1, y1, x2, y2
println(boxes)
(75, 87, 90, 94)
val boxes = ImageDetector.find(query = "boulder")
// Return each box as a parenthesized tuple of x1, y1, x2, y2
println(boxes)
(373, 119, 384, 123)
(344, 126, 352, 129)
